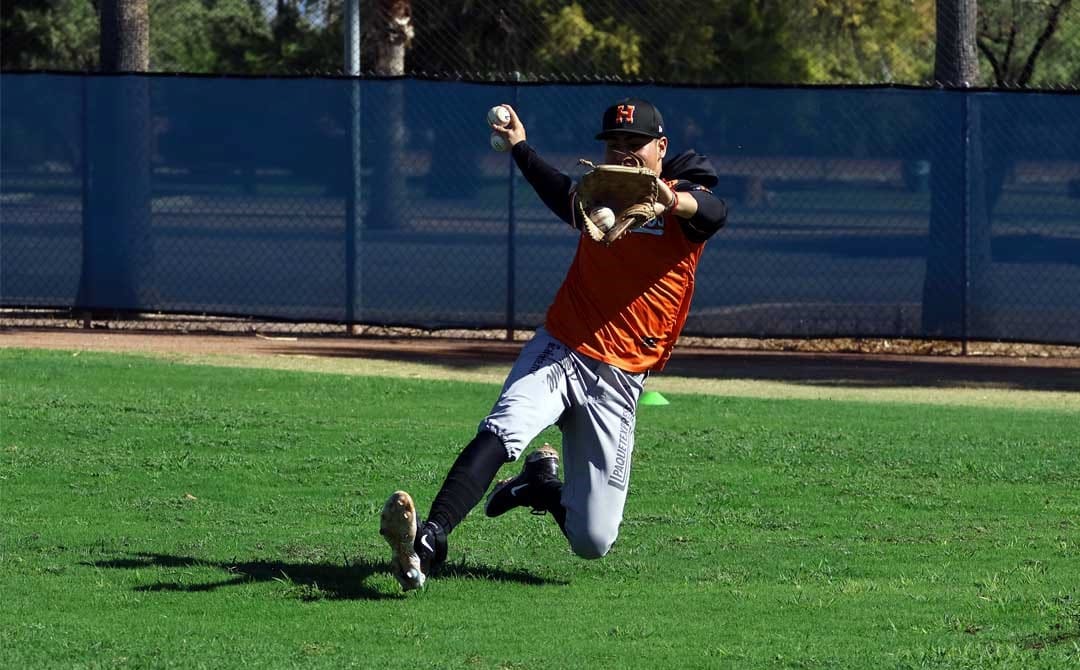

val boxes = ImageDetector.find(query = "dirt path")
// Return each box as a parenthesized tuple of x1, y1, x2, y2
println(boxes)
(3, 328, 1079, 411)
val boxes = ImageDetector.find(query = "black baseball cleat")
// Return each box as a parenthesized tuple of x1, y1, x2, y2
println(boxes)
(484, 443, 560, 517)
(414, 519, 447, 577)
(379, 492, 447, 592)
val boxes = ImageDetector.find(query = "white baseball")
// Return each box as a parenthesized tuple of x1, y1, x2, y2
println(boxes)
(490, 132, 510, 152)
(588, 206, 616, 231)
(487, 105, 511, 126)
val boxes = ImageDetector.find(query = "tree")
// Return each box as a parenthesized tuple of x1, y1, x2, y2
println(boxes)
(402, 1, 816, 84)
(366, 0, 413, 230)
(77, 0, 153, 314)
(100, 0, 149, 70)
(534, 3, 644, 77)
(974, 0, 1078, 202)
(935, 0, 981, 85)
(372, 0, 413, 75)
(150, 0, 273, 73)
(977, 0, 1075, 86)
(1, 0, 99, 70)
(522, 0, 816, 84)
(922, 0, 981, 337)
(795, 0, 937, 83)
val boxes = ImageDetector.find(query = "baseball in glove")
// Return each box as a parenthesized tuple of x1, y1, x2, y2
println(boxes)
(575, 153, 662, 245)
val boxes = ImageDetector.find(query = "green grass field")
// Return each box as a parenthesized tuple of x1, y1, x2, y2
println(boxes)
(2, 348, 1078, 669)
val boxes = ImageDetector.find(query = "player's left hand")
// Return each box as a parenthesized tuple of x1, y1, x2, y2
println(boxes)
(653, 178, 677, 217)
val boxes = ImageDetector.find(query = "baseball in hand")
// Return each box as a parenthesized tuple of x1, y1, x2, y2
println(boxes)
(487, 105, 511, 127)
(490, 132, 510, 152)
(588, 206, 616, 231)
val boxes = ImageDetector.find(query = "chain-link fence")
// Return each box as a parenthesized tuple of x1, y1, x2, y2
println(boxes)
(3, 74, 1079, 355)
(2, 2, 1079, 357)
(2, 1, 1078, 86)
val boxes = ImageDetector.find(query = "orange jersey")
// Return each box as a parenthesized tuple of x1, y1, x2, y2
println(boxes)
(544, 211, 705, 373)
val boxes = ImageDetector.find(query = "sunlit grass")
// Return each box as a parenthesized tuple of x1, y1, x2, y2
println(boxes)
(1, 349, 1077, 669)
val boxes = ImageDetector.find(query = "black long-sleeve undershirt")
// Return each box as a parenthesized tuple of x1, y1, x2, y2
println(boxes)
(681, 191, 728, 243)
(511, 141, 576, 224)
(511, 140, 727, 242)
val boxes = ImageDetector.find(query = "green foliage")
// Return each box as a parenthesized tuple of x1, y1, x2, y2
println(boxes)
(978, 0, 1079, 86)
(1050, 20, 1080, 86)
(1, 0, 1078, 86)
(0, 0, 99, 70)
(712, 0, 816, 83)
(152, 0, 268, 73)
(262, 0, 342, 73)
(151, 0, 341, 74)
(798, 0, 937, 83)
(513, 0, 816, 83)
(536, 4, 643, 77)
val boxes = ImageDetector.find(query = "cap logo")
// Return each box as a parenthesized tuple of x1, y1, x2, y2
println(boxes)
(615, 104, 636, 125)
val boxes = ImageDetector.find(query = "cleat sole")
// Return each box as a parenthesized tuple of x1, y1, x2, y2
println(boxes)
(380, 491, 426, 591)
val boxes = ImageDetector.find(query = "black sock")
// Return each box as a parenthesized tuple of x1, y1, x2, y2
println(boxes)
(427, 431, 509, 533)
(415, 520, 447, 570)
(534, 477, 567, 534)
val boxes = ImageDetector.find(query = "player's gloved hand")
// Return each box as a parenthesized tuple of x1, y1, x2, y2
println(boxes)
(575, 158, 661, 244)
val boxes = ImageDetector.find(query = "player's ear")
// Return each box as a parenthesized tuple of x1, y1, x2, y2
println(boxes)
(657, 137, 668, 160)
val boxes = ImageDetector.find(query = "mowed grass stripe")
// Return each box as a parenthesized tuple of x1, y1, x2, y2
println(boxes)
(1, 349, 1077, 669)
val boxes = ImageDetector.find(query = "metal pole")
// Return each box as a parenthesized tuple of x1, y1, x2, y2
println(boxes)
(344, 0, 361, 76)
(344, 0, 362, 333)
(960, 92, 970, 355)
(505, 74, 521, 341)
(79, 76, 92, 327)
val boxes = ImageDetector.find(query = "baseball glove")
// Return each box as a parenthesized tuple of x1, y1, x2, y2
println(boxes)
(575, 154, 660, 245)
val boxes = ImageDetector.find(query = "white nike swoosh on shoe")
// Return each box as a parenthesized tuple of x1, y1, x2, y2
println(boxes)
(510, 483, 529, 497)
(419, 534, 433, 553)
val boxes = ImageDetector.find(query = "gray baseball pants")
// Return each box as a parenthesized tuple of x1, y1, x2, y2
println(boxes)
(479, 327, 646, 558)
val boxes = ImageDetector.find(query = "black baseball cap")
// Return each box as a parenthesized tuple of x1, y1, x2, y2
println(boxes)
(595, 98, 665, 140)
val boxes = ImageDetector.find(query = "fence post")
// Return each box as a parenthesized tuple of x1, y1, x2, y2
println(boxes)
(79, 76, 91, 328)
(961, 92, 970, 354)
(345, 0, 362, 333)
(505, 73, 521, 341)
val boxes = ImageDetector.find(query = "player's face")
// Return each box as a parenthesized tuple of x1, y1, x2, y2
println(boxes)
(603, 135, 667, 171)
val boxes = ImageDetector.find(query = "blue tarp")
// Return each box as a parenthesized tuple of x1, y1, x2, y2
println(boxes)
(2, 74, 1078, 343)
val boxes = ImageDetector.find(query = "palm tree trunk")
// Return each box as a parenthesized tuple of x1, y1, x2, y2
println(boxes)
(77, 0, 152, 314)
(922, 0, 982, 341)
(367, 0, 413, 231)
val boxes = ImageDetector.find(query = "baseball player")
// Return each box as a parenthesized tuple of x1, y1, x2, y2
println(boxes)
(380, 97, 728, 591)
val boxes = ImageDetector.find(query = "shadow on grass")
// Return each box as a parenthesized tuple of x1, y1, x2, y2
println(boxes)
(1023, 627, 1080, 650)
(260, 342, 1080, 393)
(86, 552, 565, 601)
